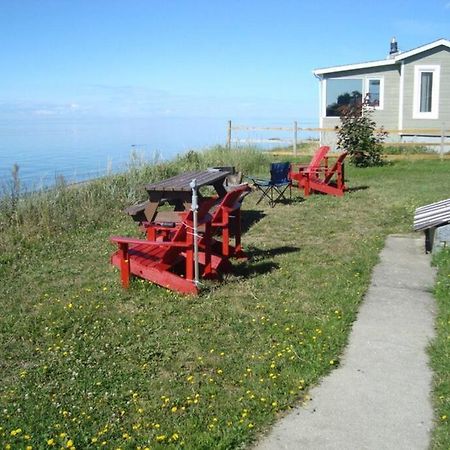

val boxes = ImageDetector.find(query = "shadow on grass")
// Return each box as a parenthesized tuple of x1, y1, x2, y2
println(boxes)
(346, 185, 369, 193)
(232, 260, 279, 278)
(240, 209, 266, 233)
(246, 245, 301, 260)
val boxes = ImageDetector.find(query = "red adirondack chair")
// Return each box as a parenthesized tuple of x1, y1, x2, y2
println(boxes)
(143, 184, 251, 260)
(110, 208, 215, 295)
(290, 146, 347, 197)
(207, 184, 250, 259)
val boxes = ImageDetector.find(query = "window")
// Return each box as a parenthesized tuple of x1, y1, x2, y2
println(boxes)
(367, 79, 381, 107)
(413, 65, 440, 119)
(419, 72, 433, 112)
(324, 77, 384, 117)
(325, 78, 363, 117)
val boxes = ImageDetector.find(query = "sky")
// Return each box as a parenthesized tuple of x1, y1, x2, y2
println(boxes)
(1, 0, 450, 124)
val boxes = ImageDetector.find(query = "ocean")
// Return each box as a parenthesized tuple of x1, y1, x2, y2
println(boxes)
(0, 116, 317, 191)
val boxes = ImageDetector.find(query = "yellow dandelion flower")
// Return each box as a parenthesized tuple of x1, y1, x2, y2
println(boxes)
(66, 440, 74, 448)
(156, 435, 166, 442)
(172, 433, 179, 440)
(171, 406, 178, 413)
(47, 438, 55, 446)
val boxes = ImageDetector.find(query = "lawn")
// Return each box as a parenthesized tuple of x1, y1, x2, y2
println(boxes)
(0, 148, 449, 449)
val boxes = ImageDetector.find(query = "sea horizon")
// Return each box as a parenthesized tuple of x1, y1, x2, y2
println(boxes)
(0, 115, 317, 191)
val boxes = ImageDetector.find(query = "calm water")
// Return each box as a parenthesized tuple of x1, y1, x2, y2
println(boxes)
(0, 116, 317, 190)
(0, 117, 229, 190)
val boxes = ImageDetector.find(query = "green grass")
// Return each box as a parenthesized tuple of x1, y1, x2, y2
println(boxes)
(1, 148, 450, 449)
(430, 249, 450, 449)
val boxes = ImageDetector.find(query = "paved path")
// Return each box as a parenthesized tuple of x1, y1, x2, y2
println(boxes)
(255, 235, 436, 450)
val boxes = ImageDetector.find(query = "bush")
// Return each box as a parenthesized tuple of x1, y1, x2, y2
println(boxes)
(337, 101, 387, 167)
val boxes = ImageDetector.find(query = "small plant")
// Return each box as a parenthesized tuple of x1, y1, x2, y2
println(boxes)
(337, 100, 387, 167)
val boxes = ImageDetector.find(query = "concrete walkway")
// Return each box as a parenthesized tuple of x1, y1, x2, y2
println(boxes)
(255, 235, 436, 450)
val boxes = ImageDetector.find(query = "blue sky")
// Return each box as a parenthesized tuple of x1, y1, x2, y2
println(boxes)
(1, 0, 450, 123)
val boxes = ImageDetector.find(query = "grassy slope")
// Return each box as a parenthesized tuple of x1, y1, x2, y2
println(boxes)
(0, 150, 449, 449)
(430, 249, 450, 449)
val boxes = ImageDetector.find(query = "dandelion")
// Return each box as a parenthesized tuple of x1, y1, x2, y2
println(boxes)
(156, 435, 166, 442)
(47, 438, 55, 446)
(171, 406, 178, 413)
(171, 433, 179, 440)
(66, 440, 74, 448)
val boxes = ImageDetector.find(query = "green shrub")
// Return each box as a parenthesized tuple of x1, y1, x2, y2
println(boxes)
(337, 102, 387, 167)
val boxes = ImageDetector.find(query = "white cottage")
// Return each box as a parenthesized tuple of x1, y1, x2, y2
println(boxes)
(314, 38, 450, 147)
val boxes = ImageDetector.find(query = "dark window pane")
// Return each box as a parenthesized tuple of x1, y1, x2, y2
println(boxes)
(420, 72, 433, 113)
(326, 79, 363, 117)
(368, 80, 380, 107)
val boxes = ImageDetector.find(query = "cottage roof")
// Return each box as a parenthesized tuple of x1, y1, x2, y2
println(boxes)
(313, 38, 450, 76)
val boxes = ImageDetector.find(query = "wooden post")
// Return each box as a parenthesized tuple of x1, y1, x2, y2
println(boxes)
(440, 123, 445, 161)
(293, 121, 298, 155)
(227, 120, 232, 150)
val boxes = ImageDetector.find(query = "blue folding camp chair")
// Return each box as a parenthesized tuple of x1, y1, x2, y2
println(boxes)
(249, 162, 292, 207)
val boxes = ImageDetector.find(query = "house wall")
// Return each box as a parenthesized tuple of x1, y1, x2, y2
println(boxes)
(319, 65, 400, 148)
(402, 46, 450, 131)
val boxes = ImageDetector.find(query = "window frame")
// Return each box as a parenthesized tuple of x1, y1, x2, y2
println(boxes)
(413, 65, 440, 120)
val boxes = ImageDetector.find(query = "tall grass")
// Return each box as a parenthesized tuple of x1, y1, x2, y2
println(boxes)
(0, 146, 272, 253)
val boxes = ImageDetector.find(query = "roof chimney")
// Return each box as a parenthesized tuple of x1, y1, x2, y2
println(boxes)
(389, 37, 399, 58)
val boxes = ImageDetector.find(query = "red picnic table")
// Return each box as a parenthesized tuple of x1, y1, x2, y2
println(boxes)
(125, 169, 231, 224)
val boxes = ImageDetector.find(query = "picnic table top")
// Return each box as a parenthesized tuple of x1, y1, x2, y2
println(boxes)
(145, 169, 231, 193)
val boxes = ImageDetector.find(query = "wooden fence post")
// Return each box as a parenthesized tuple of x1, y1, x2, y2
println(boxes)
(227, 120, 232, 150)
(293, 121, 298, 155)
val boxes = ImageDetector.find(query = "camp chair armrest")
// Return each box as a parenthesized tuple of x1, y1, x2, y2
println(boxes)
(245, 175, 267, 183)
(110, 236, 190, 248)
